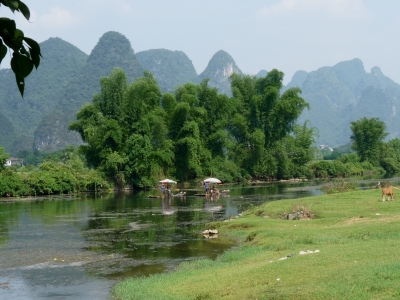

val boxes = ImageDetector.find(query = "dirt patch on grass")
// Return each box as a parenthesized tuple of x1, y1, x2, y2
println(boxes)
(340, 215, 400, 225)
(225, 222, 255, 230)
(342, 217, 370, 225)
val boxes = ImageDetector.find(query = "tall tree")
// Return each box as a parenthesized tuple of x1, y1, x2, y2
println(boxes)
(229, 70, 310, 179)
(70, 68, 174, 188)
(197, 79, 235, 157)
(168, 83, 210, 180)
(350, 117, 388, 166)
(379, 138, 400, 173)
(281, 122, 318, 177)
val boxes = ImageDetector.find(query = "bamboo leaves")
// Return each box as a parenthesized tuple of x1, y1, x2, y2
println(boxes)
(71, 67, 315, 186)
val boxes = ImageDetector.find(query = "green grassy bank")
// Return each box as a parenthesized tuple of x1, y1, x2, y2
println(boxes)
(112, 189, 400, 299)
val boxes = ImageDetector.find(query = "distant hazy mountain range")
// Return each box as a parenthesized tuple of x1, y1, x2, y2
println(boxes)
(0, 31, 399, 154)
(286, 58, 400, 147)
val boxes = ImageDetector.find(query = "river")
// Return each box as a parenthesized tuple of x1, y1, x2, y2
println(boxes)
(0, 178, 388, 299)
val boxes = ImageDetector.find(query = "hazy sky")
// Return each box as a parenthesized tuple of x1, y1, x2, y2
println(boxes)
(2, 0, 400, 84)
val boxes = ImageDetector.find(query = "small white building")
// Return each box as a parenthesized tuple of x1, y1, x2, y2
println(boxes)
(4, 158, 23, 167)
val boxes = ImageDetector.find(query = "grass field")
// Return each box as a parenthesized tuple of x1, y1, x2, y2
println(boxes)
(112, 188, 400, 299)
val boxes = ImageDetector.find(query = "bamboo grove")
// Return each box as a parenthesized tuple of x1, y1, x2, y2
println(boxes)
(69, 68, 315, 188)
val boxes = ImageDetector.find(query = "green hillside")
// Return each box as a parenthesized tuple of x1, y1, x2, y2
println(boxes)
(255, 69, 267, 78)
(3, 32, 400, 154)
(284, 70, 308, 90)
(57, 31, 144, 111)
(197, 50, 242, 96)
(136, 49, 197, 92)
(33, 31, 144, 152)
(0, 37, 88, 152)
(290, 58, 400, 147)
(0, 111, 16, 152)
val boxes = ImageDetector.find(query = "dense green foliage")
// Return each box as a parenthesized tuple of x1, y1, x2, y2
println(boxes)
(307, 128, 400, 177)
(69, 68, 315, 187)
(320, 142, 352, 160)
(16, 148, 64, 166)
(350, 117, 388, 166)
(0, 146, 110, 197)
(69, 69, 172, 188)
(379, 138, 400, 173)
(229, 71, 312, 179)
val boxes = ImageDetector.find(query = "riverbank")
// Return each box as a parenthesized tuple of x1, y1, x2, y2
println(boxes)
(112, 188, 400, 299)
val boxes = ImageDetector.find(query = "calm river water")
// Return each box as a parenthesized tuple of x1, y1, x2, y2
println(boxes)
(0, 178, 389, 299)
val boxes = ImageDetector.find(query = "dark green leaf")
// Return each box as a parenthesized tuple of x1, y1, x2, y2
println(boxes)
(11, 51, 33, 78)
(0, 44, 7, 63)
(2, 0, 19, 12)
(14, 72, 24, 97)
(24, 37, 42, 56)
(24, 37, 42, 69)
(19, 45, 30, 59)
(0, 18, 17, 35)
(28, 48, 40, 69)
(0, 19, 18, 50)
(14, 28, 23, 38)
(17, 1, 30, 20)
(13, 28, 24, 47)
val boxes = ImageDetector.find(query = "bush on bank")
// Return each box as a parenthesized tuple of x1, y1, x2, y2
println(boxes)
(0, 146, 112, 197)
(307, 159, 384, 179)
(0, 161, 110, 197)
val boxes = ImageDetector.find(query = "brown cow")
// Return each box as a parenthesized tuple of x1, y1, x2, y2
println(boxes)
(382, 187, 395, 202)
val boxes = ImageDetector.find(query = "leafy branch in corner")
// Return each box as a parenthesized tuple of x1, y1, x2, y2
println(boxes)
(0, 0, 42, 97)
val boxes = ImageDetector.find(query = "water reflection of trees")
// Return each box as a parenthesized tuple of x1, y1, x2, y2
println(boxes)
(78, 192, 214, 261)
(0, 182, 328, 267)
(0, 202, 21, 244)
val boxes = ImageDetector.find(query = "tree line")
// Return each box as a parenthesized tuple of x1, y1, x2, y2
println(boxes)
(68, 68, 314, 188)
(2, 68, 400, 197)
(65, 69, 400, 186)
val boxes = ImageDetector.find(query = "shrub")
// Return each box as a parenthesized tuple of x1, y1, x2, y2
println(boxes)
(380, 158, 400, 173)
(332, 161, 347, 177)
(0, 162, 111, 197)
(322, 178, 358, 194)
(293, 165, 314, 179)
(339, 153, 359, 164)
(310, 161, 336, 178)
(0, 169, 31, 196)
(289, 201, 316, 219)
(208, 156, 242, 182)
